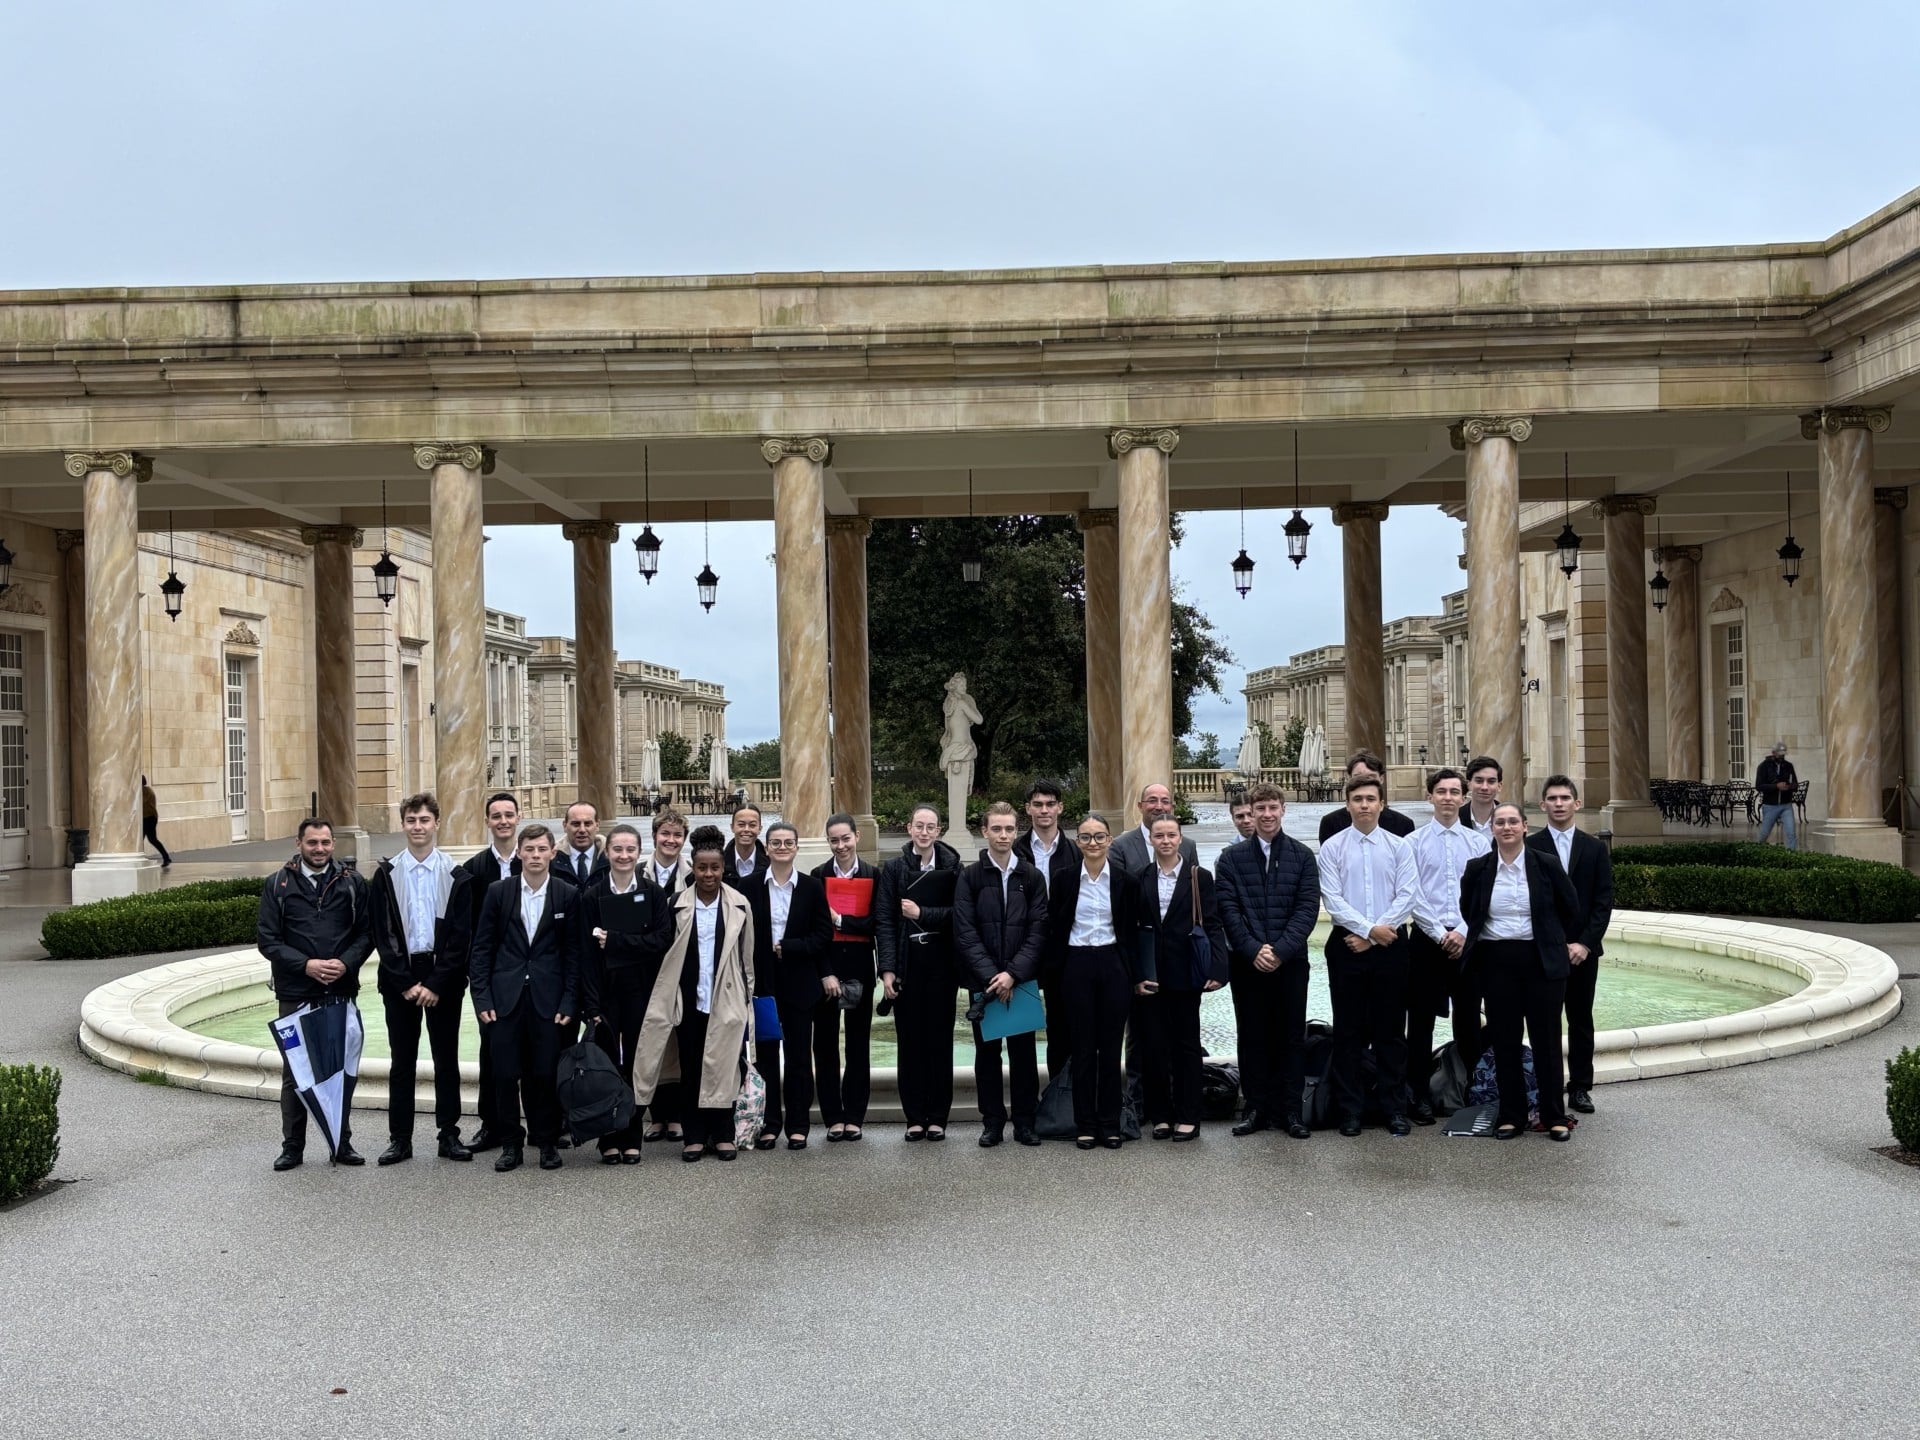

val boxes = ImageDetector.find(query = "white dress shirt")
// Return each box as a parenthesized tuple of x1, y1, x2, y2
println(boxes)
(652, 858, 679, 889)
(767, 869, 796, 946)
(607, 872, 639, 896)
(396, 847, 452, 954)
(519, 878, 550, 941)
(489, 844, 517, 881)
(733, 846, 760, 878)
(1546, 823, 1576, 872)
(1027, 832, 1060, 891)
(1068, 865, 1115, 946)
(1317, 824, 1418, 936)
(988, 849, 1018, 900)
(1484, 852, 1534, 940)
(694, 894, 720, 1013)
(1155, 862, 1182, 920)
(1410, 819, 1491, 943)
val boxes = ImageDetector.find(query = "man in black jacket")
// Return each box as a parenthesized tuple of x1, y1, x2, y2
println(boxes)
(368, 792, 473, 1166)
(257, 818, 374, 1171)
(558, 800, 611, 888)
(1015, 778, 1080, 1077)
(469, 824, 578, 1173)
(458, 791, 522, 1152)
(1756, 742, 1800, 850)
(1528, 775, 1615, 1115)
(954, 802, 1050, 1147)
(1213, 783, 1321, 1139)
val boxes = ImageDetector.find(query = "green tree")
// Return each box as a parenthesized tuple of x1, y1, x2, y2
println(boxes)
(1194, 732, 1222, 768)
(729, 737, 782, 779)
(1277, 715, 1305, 767)
(658, 730, 693, 781)
(692, 734, 715, 782)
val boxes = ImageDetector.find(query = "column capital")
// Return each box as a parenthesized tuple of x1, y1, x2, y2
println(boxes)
(299, 524, 364, 548)
(1655, 544, 1704, 564)
(63, 451, 152, 482)
(54, 529, 85, 553)
(1107, 426, 1180, 458)
(1592, 494, 1658, 518)
(1875, 485, 1910, 510)
(760, 436, 833, 466)
(411, 442, 495, 473)
(1331, 501, 1391, 526)
(1074, 507, 1118, 532)
(1448, 416, 1532, 449)
(824, 515, 872, 540)
(1800, 407, 1892, 439)
(561, 519, 621, 543)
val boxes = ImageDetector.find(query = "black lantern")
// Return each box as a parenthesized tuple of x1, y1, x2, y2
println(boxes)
(961, 470, 984, 585)
(0, 536, 13, 594)
(695, 503, 719, 611)
(1231, 488, 1256, 597)
(370, 474, 401, 606)
(1284, 430, 1311, 568)
(160, 510, 186, 621)
(1554, 453, 1582, 577)
(1648, 520, 1669, 613)
(1778, 469, 1803, 586)
(634, 446, 662, 582)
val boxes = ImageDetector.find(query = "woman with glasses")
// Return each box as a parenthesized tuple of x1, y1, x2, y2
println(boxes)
(1042, 813, 1155, 1149)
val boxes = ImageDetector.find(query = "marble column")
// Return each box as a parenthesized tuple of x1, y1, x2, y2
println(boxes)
(65, 452, 155, 899)
(1805, 409, 1900, 858)
(56, 529, 88, 857)
(1111, 427, 1178, 829)
(302, 525, 368, 859)
(564, 519, 619, 820)
(762, 437, 833, 867)
(1334, 502, 1389, 760)
(1451, 418, 1529, 786)
(1661, 545, 1704, 782)
(1874, 487, 1908, 816)
(1076, 508, 1123, 815)
(418, 442, 492, 852)
(1597, 496, 1661, 836)
(826, 515, 877, 856)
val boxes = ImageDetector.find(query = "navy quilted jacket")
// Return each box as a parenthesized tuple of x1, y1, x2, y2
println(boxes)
(1213, 833, 1320, 964)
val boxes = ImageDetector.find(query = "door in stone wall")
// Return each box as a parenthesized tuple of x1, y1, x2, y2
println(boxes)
(0, 632, 26, 869)
(225, 655, 252, 843)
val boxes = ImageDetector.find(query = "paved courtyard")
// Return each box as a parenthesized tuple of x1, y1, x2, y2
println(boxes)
(4, 905, 1920, 1439)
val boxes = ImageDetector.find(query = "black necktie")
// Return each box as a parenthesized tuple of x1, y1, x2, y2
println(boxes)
(575, 853, 589, 882)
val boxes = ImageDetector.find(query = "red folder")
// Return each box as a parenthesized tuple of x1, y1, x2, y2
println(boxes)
(825, 875, 874, 943)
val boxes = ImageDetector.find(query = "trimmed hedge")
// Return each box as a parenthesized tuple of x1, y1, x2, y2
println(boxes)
(0, 1064, 61, 1202)
(1890, 1047, 1920, 1154)
(41, 877, 264, 960)
(1612, 843, 1920, 923)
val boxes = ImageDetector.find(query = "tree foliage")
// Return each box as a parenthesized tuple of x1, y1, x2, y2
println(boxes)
(658, 730, 693, 782)
(729, 737, 782, 779)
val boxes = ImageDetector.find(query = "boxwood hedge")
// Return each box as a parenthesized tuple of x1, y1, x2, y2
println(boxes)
(0, 1064, 61, 1202)
(41, 877, 264, 960)
(1888, 1046, 1920, 1154)
(1611, 842, 1920, 923)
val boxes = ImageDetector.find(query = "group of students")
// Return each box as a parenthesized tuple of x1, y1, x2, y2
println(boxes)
(254, 749, 1612, 1172)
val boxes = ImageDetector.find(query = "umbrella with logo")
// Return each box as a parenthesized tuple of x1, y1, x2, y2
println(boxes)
(268, 1000, 363, 1161)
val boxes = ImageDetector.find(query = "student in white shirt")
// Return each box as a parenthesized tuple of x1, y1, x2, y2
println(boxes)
(1405, 767, 1491, 1122)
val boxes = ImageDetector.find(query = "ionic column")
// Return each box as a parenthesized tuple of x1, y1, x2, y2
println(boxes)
(1597, 495, 1661, 835)
(1805, 409, 1900, 857)
(1661, 545, 1704, 782)
(564, 519, 619, 819)
(56, 529, 88, 859)
(1451, 417, 1529, 783)
(1333, 502, 1389, 759)
(826, 515, 877, 854)
(1076, 508, 1123, 815)
(762, 437, 833, 865)
(65, 452, 154, 899)
(302, 524, 369, 859)
(1111, 428, 1178, 829)
(417, 442, 492, 851)
(1875, 486, 1908, 812)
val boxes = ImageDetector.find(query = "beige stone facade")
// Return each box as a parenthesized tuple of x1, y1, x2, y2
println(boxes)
(520, 637, 727, 789)
(1245, 617, 1447, 770)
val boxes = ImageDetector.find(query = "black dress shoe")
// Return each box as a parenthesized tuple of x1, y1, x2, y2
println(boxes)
(1013, 1125, 1041, 1147)
(1101, 1135, 1123, 1149)
(467, 1127, 501, 1153)
(1387, 1115, 1412, 1137)
(1231, 1110, 1272, 1137)
(377, 1140, 413, 1166)
(1170, 1126, 1199, 1142)
(495, 1145, 524, 1172)
(334, 1144, 366, 1166)
(1569, 1088, 1596, 1114)
(1338, 1118, 1363, 1137)
(273, 1148, 303, 1172)
(979, 1123, 1004, 1148)
(553, 1135, 573, 1149)
(437, 1133, 473, 1162)
(538, 1145, 562, 1170)
(1410, 1101, 1437, 1126)
(1286, 1120, 1312, 1139)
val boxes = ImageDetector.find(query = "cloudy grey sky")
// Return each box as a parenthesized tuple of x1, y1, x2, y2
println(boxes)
(8, 1, 1918, 742)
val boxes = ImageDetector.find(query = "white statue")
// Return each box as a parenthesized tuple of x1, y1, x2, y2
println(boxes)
(941, 672, 982, 835)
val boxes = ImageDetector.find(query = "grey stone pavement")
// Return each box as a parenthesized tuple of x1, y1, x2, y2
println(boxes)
(5, 909, 1920, 1438)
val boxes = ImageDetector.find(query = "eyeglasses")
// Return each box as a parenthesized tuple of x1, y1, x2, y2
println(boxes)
(766, 838, 797, 849)
(1075, 832, 1109, 844)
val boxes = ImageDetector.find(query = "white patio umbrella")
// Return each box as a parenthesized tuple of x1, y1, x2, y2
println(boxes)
(638, 738, 661, 791)
(707, 736, 730, 790)
(1235, 727, 1264, 777)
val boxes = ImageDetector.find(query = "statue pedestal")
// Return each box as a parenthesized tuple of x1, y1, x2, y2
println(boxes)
(947, 767, 970, 850)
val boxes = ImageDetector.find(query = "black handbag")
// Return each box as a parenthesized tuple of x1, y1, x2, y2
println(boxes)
(555, 1022, 636, 1144)
(1035, 1069, 1142, 1141)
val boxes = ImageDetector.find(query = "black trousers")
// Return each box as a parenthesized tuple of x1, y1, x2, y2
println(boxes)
(1479, 939, 1569, 1129)
(1135, 985, 1205, 1128)
(1452, 961, 1485, 1067)
(487, 999, 564, 1147)
(1229, 953, 1309, 1124)
(475, 1024, 497, 1133)
(277, 998, 355, 1153)
(676, 1005, 739, 1145)
(814, 983, 873, 1127)
(891, 964, 957, 1127)
(777, 996, 818, 1135)
(974, 1026, 1039, 1128)
(1061, 945, 1129, 1137)
(383, 986, 463, 1141)
(1405, 929, 1466, 1107)
(1040, 975, 1073, 1080)
(1564, 952, 1600, 1092)
(1326, 932, 1411, 1122)
(592, 964, 652, 1150)
(142, 815, 171, 865)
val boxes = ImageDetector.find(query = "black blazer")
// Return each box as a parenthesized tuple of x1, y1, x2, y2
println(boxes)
(1458, 848, 1582, 980)
(748, 870, 836, 1009)
(1141, 859, 1231, 990)
(368, 856, 474, 1000)
(459, 846, 521, 938)
(556, 845, 611, 889)
(573, 872, 678, 1020)
(1015, 830, 1082, 893)
(1318, 806, 1418, 843)
(811, 858, 880, 983)
(1525, 827, 1615, 959)
(1041, 862, 1155, 985)
(470, 874, 578, 1020)
(723, 841, 770, 889)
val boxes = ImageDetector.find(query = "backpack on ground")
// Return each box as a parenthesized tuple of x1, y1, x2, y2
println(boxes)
(555, 1026, 636, 1145)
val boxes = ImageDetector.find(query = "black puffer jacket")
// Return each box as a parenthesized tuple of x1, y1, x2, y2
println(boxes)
(952, 854, 1049, 988)
(874, 839, 963, 980)
(257, 858, 373, 1002)
(1213, 833, 1320, 965)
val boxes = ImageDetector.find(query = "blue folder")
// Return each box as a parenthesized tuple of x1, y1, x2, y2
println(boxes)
(753, 996, 783, 1043)
(976, 980, 1045, 1042)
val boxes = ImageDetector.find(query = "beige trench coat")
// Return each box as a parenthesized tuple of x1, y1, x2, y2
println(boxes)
(633, 884, 756, 1112)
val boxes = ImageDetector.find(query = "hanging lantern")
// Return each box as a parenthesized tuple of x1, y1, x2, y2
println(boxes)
(1555, 454, 1581, 577)
(962, 469, 984, 585)
(0, 537, 13, 593)
(1230, 488, 1257, 597)
(1648, 563, 1670, 612)
(1778, 468, 1802, 587)
(160, 510, 186, 621)
(634, 446, 662, 582)
(695, 502, 719, 611)
(369, 475, 401, 606)
(1284, 431, 1310, 568)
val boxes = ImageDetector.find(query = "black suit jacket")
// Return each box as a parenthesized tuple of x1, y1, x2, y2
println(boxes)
(723, 841, 770, 889)
(748, 870, 836, 1009)
(459, 847, 521, 938)
(811, 858, 880, 983)
(1526, 827, 1615, 959)
(470, 874, 578, 1020)
(1318, 806, 1418, 843)
(573, 872, 678, 1020)
(1458, 848, 1582, 980)
(1015, 830, 1082, 893)
(1141, 859, 1231, 990)
(1041, 861, 1155, 985)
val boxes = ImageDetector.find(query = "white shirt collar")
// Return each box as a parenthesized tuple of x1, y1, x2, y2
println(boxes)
(1081, 864, 1107, 887)
(695, 892, 719, 912)
(833, 858, 860, 878)
(521, 875, 550, 897)
(767, 868, 796, 892)
(989, 850, 1017, 875)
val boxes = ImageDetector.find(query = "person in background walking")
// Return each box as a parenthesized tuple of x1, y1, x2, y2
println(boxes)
(1756, 741, 1800, 850)
(141, 775, 171, 868)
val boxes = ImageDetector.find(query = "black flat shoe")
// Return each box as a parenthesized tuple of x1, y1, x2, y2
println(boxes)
(925, 1126, 946, 1142)
(621, 1150, 642, 1164)
(437, 1133, 473, 1161)
(843, 1126, 863, 1142)
(1101, 1135, 1123, 1150)
(334, 1144, 366, 1166)
(826, 1126, 846, 1142)
(1410, 1102, 1437, 1127)
(377, 1141, 413, 1166)
(1170, 1125, 1199, 1142)
(713, 1144, 738, 1162)
(643, 1127, 667, 1144)
(979, 1123, 1004, 1148)
(538, 1145, 563, 1170)
(1387, 1115, 1412, 1138)
(682, 1145, 705, 1163)
(755, 1131, 778, 1151)
(1286, 1121, 1312, 1139)
(600, 1150, 622, 1165)
(1076, 1135, 1097, 1150)
(787, 1135, 808, 1151)
(272, 1148, 302, 1172)
(1151, 1123, 1173, 1141)
(1013, 1125, 1041, 1147)
(467, 1127, 501, 1153)
(1495, 1124, 1520, 1141)
(1549, 1125, 1573, 1142)
(904, 1126, 926, 1142)
(1338, 1119, 1363, 1138)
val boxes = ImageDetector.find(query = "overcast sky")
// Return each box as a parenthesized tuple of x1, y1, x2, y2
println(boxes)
(8, 2, 1918, 743)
